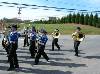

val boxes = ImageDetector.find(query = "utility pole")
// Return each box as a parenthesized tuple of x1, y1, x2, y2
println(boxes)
(17, 7, 22, 19)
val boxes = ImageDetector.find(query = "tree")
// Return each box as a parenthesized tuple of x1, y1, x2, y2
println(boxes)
(93, 13, 98, 27)
(80, 13, 84, 25)
(84, 13, 89, 25)
(68, 13, 72, 23)
(61, 17, 65, 23)
(97, 18, 100, 28)
(71, 13, 76, 23)
(75, 13, 80, 24)
(88, 13, 93, 26)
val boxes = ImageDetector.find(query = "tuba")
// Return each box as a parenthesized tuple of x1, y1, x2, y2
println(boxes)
(72, 32, 85, 41)
(52, 32, 60, 39)
(2, 37, 9, 48)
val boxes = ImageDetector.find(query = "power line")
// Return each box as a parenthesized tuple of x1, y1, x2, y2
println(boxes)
(0, 1, 100, 14)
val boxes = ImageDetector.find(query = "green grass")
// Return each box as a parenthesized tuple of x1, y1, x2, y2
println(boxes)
(18, 23, 100, 35)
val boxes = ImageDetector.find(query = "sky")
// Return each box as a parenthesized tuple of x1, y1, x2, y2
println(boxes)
(0, 0, 100, 20)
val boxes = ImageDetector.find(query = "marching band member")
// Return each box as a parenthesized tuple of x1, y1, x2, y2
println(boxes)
(23, 27, 29, 47)
(52, 29, 60, 51)
(7, 25, 20, 71)
(29, 26, 37, 58)
(34, 29, 49, 65)
(72, 27, 85, 56)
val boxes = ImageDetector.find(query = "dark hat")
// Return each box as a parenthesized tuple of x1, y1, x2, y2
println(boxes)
(12, 24, 17, 28)
(40, 28, 47, 34)
(43, 30, 47, 34)
(32, 26, 35, 29)
(7, 24, 17, 28)
(54, 29, 59, 32)
(76, 27, 81, 30)
(11, 24, 18, 30)
(26, 27, 29, 29)
(32, 26, 36, 32)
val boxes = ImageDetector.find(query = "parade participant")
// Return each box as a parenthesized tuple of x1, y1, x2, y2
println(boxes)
(52, 29, 60, 51)
(34, 29, 49, 65)
(7, 25, 20, 71)
(72, 27, 85, 56)
(29, 26, 37, 58)
(23, 27, 29, 47)
(36, 29, 44, 49)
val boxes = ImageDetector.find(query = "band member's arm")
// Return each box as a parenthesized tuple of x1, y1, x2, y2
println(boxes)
(52, 32, 54, 38)
(18, 32, 21, 37)
(72, 32, 77, 40)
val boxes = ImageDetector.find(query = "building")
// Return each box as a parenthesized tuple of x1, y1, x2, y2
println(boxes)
(49, 17, 57, 21)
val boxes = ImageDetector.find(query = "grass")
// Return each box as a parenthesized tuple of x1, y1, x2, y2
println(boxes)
(17, 23, 100, 35)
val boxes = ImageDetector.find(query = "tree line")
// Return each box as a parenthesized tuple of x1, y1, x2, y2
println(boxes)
(0, 13, 100, 28)
(34, 13, 100, 28)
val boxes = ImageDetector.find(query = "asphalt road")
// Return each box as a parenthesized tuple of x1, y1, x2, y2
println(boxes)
(0, 35, 100, 74)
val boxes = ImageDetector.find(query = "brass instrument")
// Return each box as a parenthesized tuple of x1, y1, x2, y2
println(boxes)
(2, 37, 9, 48)
(52, 32, 60, 39)
(72, 32, 85, 41)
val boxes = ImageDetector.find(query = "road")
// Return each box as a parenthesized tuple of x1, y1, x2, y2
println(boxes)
(0, 35, 100, 74)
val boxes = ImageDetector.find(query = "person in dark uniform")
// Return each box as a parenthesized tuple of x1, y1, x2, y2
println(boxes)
(34, 29, 49, 65)
(23, 27, 29, 47)
(72, 27, 85, 56)
(52, 29, 60, 51)
(7, 25, 20, 71)
(29, 26, 37, 58)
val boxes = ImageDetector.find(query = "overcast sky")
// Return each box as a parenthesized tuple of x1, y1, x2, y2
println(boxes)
(0, 0, 100, 20)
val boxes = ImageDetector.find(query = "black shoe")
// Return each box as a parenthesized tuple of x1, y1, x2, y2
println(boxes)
(46, 60, 50, 63)
(7, 67, 15, 71)
(58, 48, 60, 51)
(75, 54, 78, 56)
(15, 65, 19, 68)
(34, 63, 38, 65)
